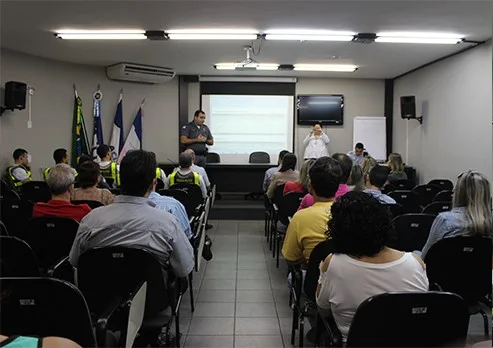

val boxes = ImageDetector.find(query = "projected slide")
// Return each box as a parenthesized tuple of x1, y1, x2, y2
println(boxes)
(201, 95, 295, 163)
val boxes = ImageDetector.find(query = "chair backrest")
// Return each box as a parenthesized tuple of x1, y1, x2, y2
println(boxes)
(0, 220, 8, 236)
(422, 201, 452, 215)
(428, 179, 454, 191)
(24, 217, 79, 271)
(0, 277, 97, 347)
(170, 182, 204, 208)
(159, 188, 194, 218)
(206, 152, 220, 163)
(383, 203, 404, 219)
(278, 191, 305, 225)
(392, 179, 416, 190)
(381, 183, 397, 195)
(0, 236, 40, 277)
(412, 184, 443, 207)
(78, 247, 170, 317)
(1, 180, 20, 199)
(346, 292, 469, 347)
(0, 198, 34, 238)
(424, 236, 492, 305)
(388, 190, 421, 213)
(249, 151, 270, 164)
(271, 184, 286, 206)
(71, 199, 104, 209)
(156, 177, 165, 191)
(433, 190, 453, 203)
(390, 213, 436, 252)
(20, 181, 51, 203)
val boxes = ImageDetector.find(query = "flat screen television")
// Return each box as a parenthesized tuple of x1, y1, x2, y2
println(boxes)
(296, 95, 344, 126)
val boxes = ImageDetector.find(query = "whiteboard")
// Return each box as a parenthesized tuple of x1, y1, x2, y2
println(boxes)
(353, 117, 387, 161)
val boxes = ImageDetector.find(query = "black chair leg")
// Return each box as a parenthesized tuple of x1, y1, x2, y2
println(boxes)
(291, 303, 298, 345)
(480, 309, 490, 339)
(188, 273, 195, 313)
(299, 314, 304, 348)
(276, 235, 281, 268)
(272, 231, 276, 258)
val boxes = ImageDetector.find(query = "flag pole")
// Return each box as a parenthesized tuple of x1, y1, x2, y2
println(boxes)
(73, 83, 78, 98)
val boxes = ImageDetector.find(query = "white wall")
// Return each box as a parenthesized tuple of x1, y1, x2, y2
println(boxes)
(0, 49, 179, 180)
(393, 42, 492, 184)
(188, 78, 385, 164)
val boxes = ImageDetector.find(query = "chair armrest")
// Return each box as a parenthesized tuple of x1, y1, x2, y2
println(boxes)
(273, 203, 279, 213)
(429, 282, 443, 291)
(47, 256, 69, 277)
(318, 308, 343, 347)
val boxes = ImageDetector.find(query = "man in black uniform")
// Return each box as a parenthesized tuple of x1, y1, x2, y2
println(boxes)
(180, 110, 214, 167)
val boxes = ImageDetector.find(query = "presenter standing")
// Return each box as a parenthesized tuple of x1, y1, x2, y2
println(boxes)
(302, 122, 330, 160)
(180, 110, 214, 167)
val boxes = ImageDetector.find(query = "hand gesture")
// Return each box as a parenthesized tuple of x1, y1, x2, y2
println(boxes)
(197, 135, 207, 142)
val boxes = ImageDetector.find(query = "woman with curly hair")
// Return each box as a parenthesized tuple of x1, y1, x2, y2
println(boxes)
(316, 191, 428, 341)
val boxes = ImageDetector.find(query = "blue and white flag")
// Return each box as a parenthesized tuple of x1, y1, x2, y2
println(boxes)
(92, 88, 104, 162)
(118, 101, 143, 163)
(109, 92, 124, 162)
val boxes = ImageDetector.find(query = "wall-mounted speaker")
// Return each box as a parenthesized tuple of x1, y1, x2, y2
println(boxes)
(5, 81, 27, 110)
(400, 96, 416, 119)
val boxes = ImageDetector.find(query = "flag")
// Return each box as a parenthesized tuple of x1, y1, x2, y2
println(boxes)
(92, 88, 104, 162)
(71, 93, 90, 167)
(109, 92, 124, 162)
(118, 104, 143, 163)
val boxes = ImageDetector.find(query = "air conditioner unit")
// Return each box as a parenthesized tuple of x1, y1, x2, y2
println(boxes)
(106, 63, 175, 84)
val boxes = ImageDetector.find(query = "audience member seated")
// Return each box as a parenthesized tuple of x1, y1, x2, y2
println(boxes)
(77, 154, 110, 189)
(0, 335, 81, 348)
(97, 144, 120, 188)
(387, 152, 408, 183)
(347, 142, 365, 166)
(3, 148, 32, 189)
(173, 149, 211, 189)
(361, 155, 377, 178)
(263, 150, 289, 192)
(363, 165, 396, 204)
(165, 152, 207, 198)
(283, 158, 314, 195)
(316, 191, 429, 341)
(44, 148, 76, 181)
(71, 161, 114, 205)
(298, 153, 352, 210)
(281, 157, 342, 264)
(347, 164, 365, 192)
(267, 153, 299, 199)
(69, 149, 194, 280)
(33, 164, 91, 222)
(420, 170, 492, 259)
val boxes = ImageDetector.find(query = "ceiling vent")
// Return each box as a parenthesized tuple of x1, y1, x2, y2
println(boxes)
(106, 63, 175, 84)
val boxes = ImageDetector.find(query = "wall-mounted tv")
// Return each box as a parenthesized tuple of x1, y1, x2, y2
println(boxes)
(296, 95, 344, 126)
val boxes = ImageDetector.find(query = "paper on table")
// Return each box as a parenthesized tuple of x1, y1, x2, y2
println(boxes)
(126, 281, 147, 348)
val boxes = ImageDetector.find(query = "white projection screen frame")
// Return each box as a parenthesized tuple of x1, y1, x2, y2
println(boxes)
(201, 94, 295, 163)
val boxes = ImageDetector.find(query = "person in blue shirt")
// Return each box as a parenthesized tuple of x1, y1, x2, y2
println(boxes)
(149, 190, 192, 239)
(347, 142, 365, 166)
(363, 165, 396, 204)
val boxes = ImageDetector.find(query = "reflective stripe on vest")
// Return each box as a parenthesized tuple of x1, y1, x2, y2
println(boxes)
(8, 165, 32, 187)
(156, 168, 162, 180)
(169, 171, 200, 186)
(100, 162, 120, 187)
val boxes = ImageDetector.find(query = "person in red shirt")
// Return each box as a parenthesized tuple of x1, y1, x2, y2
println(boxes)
(33, 164, 91, 222)
(284, 158, 315, 195)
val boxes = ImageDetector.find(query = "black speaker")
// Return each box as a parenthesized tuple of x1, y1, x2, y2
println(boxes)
(5, 81, 27, 110)
(400, 96, 415, 119)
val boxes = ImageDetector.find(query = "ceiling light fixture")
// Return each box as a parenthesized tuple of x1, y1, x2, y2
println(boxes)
(376, 32, 464, 44)
(265, 29, 355, 41)
(55, 29, 146, 40)
(214, 63, 280, 71)
(294, 64, 358, 72)
(167, 28, 258, 40)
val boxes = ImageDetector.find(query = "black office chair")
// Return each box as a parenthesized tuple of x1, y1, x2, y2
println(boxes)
(388, 190, 421, 214)
(269, 184, 286, 251)
(156, 177, 165, 191)
(383, 203, 404, 219)
(0, 198, 34, 238)
(422, 201, 452, 215)
(392, 179, 416, 190)
(21, 181, 51, 203)
(425, 237, 492, 339)
(318, 292, 469, 347)
(71, 199, 105, 209)
(428, 179, 454, 191)
(78, 247, 179, 347)
(249, 151, 270, 163)
(0, 236, 40, 277)
(412, 184, 443, 208)
(0, 220, 8, 236)
(0, 277, 97, 347)
(434, 190, 453, 203)
(24, 217, 79, 275)
(390, 213, 436, 252)
(380, 183, 396, 195)
(1, 179, 20, 199)
(170, 183, 204, 211)
(206, 152, 220, 163)
(160, 188, 195, 218)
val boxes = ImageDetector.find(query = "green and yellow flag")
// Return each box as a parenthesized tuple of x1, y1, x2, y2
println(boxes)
(71, 92, 90, 167)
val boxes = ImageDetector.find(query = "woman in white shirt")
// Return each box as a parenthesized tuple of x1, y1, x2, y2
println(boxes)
(316, 191, 428, 341)
(303, 122, 330, 159)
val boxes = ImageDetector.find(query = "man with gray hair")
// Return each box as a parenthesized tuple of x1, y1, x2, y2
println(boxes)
(32, 163, 91, 222)
(165, 152, 207, 198)
(173, 149, 211, 188)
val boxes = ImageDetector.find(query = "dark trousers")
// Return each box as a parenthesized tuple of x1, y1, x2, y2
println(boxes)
(195, 155, 206, 167)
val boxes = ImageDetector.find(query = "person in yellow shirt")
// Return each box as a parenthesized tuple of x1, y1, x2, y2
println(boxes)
(282, 156, 343, 264)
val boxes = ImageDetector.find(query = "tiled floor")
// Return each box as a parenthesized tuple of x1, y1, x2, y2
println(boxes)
(178, 220, 491, 348)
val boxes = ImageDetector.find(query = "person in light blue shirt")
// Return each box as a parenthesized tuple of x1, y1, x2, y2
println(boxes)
(363, 165, 396, 204)
(149, 191, 192, 239)
(263, 150, 290, 192)
(347, 142, 365, 166)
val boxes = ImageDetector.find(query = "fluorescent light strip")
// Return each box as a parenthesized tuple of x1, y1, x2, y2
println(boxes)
(167, 28, 258, 34)
(294, 64, 357, 72)
(55, 29, 146, 40)
(375, 37, 462, 44)
(265, 34, 353, 41)
(377, 32, 463, 39)
(168, 34, 258, 40)
(214, 63, 280, 70)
